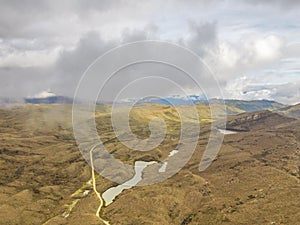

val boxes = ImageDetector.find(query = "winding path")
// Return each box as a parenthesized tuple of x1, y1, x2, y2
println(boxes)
(90, 145, 110, 225)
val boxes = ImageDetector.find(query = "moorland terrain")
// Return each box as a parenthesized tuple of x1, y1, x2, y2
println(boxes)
(0, 101, 299, 225)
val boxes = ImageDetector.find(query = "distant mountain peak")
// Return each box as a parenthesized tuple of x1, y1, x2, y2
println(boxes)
(24, 91, 73, 104)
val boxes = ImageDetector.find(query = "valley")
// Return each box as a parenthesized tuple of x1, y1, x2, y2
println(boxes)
(0, 102, 299, 224)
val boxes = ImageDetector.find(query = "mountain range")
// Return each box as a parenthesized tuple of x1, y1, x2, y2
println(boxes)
(3, 91, 292, 115)
(0, 103, 299, 224)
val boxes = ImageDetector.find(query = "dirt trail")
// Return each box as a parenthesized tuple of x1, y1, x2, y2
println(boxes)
(90, 145, 110, 225)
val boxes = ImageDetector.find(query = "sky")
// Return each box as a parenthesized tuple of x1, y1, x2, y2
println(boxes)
(0, 0, 300, 104)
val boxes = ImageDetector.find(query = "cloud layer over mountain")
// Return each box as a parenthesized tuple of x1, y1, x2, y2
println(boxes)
(0, 0, 299, 104)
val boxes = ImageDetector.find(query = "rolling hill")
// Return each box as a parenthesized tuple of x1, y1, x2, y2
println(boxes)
(277, 103, 300, 119)
(202, 99, 286, 112)
(0, 104, 299, 224)
(224, 110, 296, 132)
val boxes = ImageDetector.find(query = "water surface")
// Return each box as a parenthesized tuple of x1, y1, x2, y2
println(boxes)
(102, 161, 156, 205)
(218, 129, 237, 135)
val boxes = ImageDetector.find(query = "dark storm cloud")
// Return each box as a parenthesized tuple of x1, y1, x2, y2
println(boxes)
(121, 24, 159, 43)
(0, 0, 299, 103)
(0, 66, 52, 97)
(0, 25, 174, 98)
(185, 21, 218, 56)
(0, 0, 298, 38)
(51, 24, 218, 100)
(52, 31, 117, 96)
(0, 31, 115, 97)
(0, 0, 45, 37)
(0, 0, 125, 38)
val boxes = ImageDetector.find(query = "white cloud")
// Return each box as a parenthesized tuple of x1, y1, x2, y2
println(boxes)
(218, 35, 283, 72)
(251, 35, 283, 62)
(225, 76, 300, 104)
(219, 42, 240, 68)
(0, 47, 61, 67)
(0, 0, 299, 104)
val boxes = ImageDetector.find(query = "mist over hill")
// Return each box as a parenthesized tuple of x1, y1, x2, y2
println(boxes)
(0, 103, 300, 224)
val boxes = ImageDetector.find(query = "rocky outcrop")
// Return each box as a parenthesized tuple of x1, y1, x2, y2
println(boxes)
(225, 110, 296, 131)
